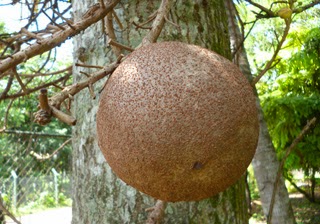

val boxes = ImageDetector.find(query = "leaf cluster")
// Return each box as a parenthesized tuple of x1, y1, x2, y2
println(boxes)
(259, 28, 320, 173)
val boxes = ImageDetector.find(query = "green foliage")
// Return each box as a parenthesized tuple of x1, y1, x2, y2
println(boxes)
(237, 0, 320, 202)
(258, 27, 320, 185)
(247, 166, 260, 200)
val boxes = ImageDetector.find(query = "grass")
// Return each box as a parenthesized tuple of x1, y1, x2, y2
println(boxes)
(291, 194, 320, 224)
(250, 193, 320, 224)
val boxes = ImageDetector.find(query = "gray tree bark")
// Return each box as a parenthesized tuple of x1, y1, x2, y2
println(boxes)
(225, 1, 295, 223)
(72, 0, 249, 223)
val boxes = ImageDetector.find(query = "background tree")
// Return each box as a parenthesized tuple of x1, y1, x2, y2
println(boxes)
(226, 1, 295, 223)
(237, 0, 320, 220)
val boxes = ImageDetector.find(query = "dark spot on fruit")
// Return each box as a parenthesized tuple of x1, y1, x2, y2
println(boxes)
(192, 161, 203, 170)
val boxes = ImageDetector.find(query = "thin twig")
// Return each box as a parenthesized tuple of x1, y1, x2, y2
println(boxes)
(0, 72, 14, 99)
(267, 117, 317, 223)
(80, 71, 91, 77)
(135, 10, 157, 28)
(251, 19, 291, 86)
(244, 0, 277, 17)
(112, 10, 123, 29)
(88, 84, 96, 99)
(49, 56, 122, 108)
(75, 63, 103, 69)
(293, 0, 320, 14)
(105, 11, 121, 56)
(30, 138, 72, 160)
(132, 21, 152, 30)
(42, 9, 66, 30)
(21, 27, 44, 40)
(108, 39, 134, 52)
(0, 99, 15, 132)
(33, 55, 123, 126)
(141, 0, 173, 46)
(0, 0, 121, 76)
(19, 65, 72, 77)
(13, 68, 28, 94)
(1, 73, 71, 100)
(164, 15, 180, 29)
(51, 8, 75, 30)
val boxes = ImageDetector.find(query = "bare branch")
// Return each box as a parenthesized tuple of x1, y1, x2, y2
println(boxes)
(50, 106, 77, 125)
(108, 39, 134, 52)
(141, 0, 173, 46)
(51, 8, 75, 29)
(0, 73, 71, 100)
(88, 84, 96, 99)
(30, 138, 72, 160)
(105, 11, 122, 56)
(19, 65, 72, 77)
(0, 0, 121, 76)
(112, 10, 124, 30)
(244, 0, 277, 18)
(50, 56, 122, 109)
(251, 19, 291, 86)
(21, 28, 44, 41)
(75, 63, 103, 69)
(293, 0, 320, 14)
(2, 129, 71, 138)
(134, 10, 157, 28)
(132, 21, 152, 30)
(41, 9, 66, 31)
(32, 55, 122, 126)
(164, 15, 180, 29)
(0, 73, 14, 99)
(0, 99, 15, 133)
(245, 0, 320, 19)
(12, 68, 28, 93)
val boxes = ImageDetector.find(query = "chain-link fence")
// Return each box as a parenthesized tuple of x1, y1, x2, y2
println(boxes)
(0, 130, 72, 218)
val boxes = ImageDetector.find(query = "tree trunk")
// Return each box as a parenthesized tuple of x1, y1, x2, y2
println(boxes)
(225, 1, 295, 223)
(72, 0, 248, 223)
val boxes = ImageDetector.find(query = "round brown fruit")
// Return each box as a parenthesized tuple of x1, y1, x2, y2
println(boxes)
(97, 41, 259, 202)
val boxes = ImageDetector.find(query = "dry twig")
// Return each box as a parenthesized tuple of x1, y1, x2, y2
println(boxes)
(105, 10, 122, 56)
(0, 0, 120, 75)
(33, 55, 123, 126)
(108, 39, 134, 52)
(141, 0, 173, 46)
(75, 63, 103, 69)
(30, 138, 72, 160)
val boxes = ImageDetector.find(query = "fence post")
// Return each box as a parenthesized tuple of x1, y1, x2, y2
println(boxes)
(10, 170, 18, 210)
(51, 168, 59, 205)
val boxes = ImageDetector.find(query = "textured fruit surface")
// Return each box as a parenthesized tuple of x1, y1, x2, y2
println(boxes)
(97, 41, 259, 202)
